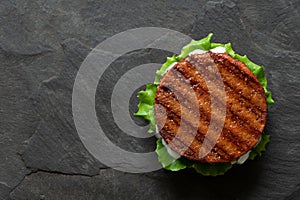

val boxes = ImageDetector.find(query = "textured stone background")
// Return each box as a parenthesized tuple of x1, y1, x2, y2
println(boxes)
(1, 0, 300, 199)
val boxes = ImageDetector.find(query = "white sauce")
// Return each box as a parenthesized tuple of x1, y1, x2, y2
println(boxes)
(188, 49, 207, 56)
(188, 46, 226, 56)
(255, 136, 262, 147)
(162, 139, 181, 159)
(210, 46, 227, 53)
(162, 47, 226, 76)
(158, 134, 262, 164)
(237, 151, 251, 164)
(155, 125, 162, 139)
(234, 135, 262, 164)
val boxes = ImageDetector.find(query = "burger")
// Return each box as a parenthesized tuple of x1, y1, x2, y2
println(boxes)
(135, 33, 274, 176)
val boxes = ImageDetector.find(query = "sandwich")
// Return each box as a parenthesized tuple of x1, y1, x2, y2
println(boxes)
(135, 33, 274, 176)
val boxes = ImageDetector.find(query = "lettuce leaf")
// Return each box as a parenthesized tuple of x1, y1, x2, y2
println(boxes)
(154, 33, 215, 84)
(135, 33, 273, 175)
(193, 162, 232, 176)
(222, 43, 274, 105)
(134, 84, 157, 133)
(156, 139, 192, 171)
(177, 33, 214, 59)
(156, 138, 231, 175)
(248, 133, 270, 160)
(154, 55, 179, 84)
(156, 133, 270, 176)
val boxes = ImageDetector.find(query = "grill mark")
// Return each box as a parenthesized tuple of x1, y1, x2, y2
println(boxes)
(160, 125, 230, 162)
(161, 87, 256, 150)
(173, 62, 265, 132)
(165, 68, 212, 119)
(224, 85, 263, 116)
(158, 75, 256, 151)
(185, 57, 265, 115)
(221, 81, 267, 132)
(160, 127, 197, 158)
(155, 52, 267, 162)
(157, 96, 251, 161)
(159, 119, 222, 161)
(217, 66, 265, 113)
(157, 87, 209, 138)
(209, 52, 266, 109)
(161, 127, 230, 163)
(170, 66, 263, 135)
(174, 72, 260, 149)
(156, 90, 240, 160)
(157, 100, 209, 153)
(184, 56, 265, 113)
(224, 111, 261, 140)
(210, 52, 258, 85)
(157, 98, 232, 161)
(208, 52, 258, 85)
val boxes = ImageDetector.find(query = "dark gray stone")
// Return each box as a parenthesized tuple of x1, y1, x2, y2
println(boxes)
(0, 47, 39, 193)
(21, 38, 105, 175)
(0, 134, 30, 191)
(9, 170, 169, 200)
(21, 39, 171, 174)
(22, 119, 104, 175)
(9, 166, 300, 200)
(0, 183, 10, 200)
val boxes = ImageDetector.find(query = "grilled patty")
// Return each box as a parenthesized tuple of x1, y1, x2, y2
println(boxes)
(155, 51, 267, 163)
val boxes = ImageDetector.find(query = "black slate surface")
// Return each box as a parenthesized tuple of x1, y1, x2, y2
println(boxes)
(1, 0, 300, 199)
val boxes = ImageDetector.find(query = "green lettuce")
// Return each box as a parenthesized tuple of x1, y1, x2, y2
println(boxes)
(156, 138, 232, 176)
(154, 55, 179, 84)
(135, 33, 273, 175)
(156, 139, 192, 171)
(223, 43, 274, 105)
(248, 133, 270, 160)
(155, 135, 270, 175)
(193, 162, 232, 176)
(134, 84, 157, 133)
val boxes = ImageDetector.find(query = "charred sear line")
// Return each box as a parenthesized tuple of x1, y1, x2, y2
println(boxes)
(156, 89, 232, 160)
(209, 52, 257, 84)
(210, 52, 266, 106)
(155, 52, 267, 163)
(160, 127, 197, 158)
(172, 63, 262, 135)
(219, 69, 265, 113)
(221, 128, 250, 151)
(158, 68, 257, 157)
(186, 55, 265, 114)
